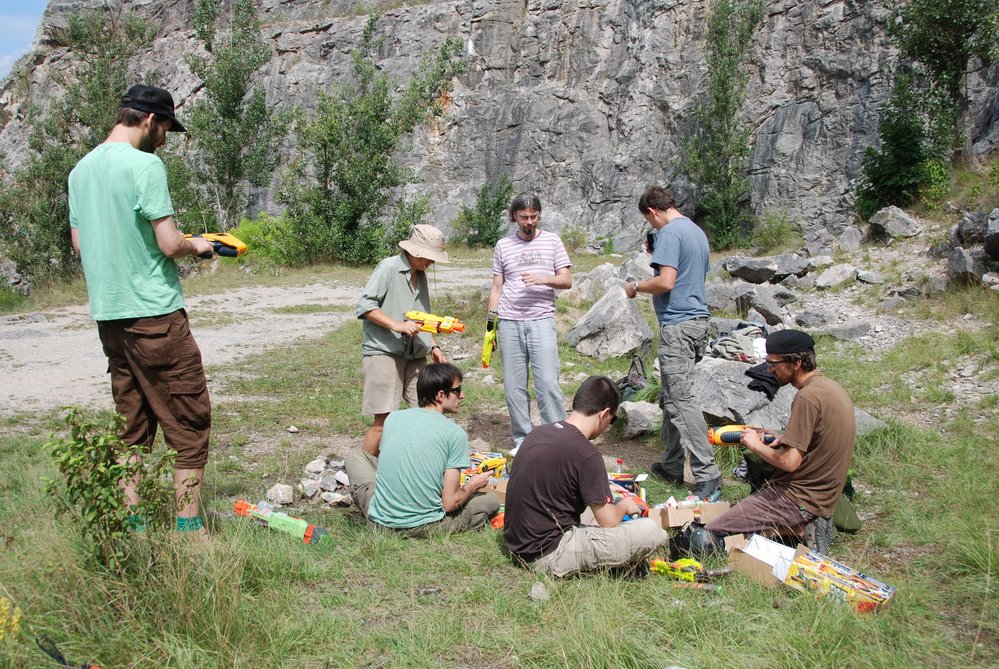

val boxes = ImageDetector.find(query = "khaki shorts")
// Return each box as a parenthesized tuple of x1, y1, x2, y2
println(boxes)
(361, 354, 426, 415)
(97, 309, 211, 468)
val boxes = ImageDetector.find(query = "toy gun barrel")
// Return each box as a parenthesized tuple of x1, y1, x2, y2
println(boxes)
(708, 425, 777, 446)
(233, 500, 330, 545)
(404, 311, 466, 334)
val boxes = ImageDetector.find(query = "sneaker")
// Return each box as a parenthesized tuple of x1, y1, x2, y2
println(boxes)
(691, 475, 723, 500)
(649, 462, 685, 485)
(732, 461, 749, 481)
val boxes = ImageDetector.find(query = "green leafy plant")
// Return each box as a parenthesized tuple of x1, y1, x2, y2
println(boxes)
(229, 213, 298, 266)
(559, 225, 590, 252)
(182, 0, 290, 231)
(682, 0, 764, 250)
(887, 0, 999, 166)
(45, 409, 176, 572)
(855, 76, 949, 219)
(280, 14, 465, 265)
(750, 209, 801, 253)
(450, 175, 514, 247)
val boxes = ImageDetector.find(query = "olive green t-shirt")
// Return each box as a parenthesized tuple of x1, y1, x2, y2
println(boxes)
(771, 374, 856, 517)
(69, 143, 183, 321)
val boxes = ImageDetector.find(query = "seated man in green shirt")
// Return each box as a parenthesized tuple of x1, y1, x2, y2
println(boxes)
(344, 363, 500, 537)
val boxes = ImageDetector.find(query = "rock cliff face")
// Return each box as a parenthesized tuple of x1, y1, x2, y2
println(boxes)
(2, 0, 997, 247)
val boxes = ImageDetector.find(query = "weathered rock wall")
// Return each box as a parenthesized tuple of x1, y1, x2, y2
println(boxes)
(2, 0, 997, 247)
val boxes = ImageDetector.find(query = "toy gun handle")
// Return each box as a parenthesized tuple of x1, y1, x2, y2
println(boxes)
(185, 233, 248, 259)
(481, 324, 497, 368)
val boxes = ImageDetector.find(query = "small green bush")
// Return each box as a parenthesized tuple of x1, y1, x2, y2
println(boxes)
(559, 225, 590, 252)
(450, 175, 513, 248)
(45, 408, 177, 573)
(229, 214, 299, 266)
(750, 209, 801, 253)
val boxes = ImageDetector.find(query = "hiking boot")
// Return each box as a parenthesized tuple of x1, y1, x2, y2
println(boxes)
(649, 462, 685, 485)
(691, 475, 723, 500)
(732, 461, 749, 481)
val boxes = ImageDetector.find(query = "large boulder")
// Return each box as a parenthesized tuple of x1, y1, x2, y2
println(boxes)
(616, 401, 661, 438)
(692, 357, 795, 426)
(985, 209, 999, 260)
(723, 256, 778, 284)
(563, 263, 618, 303)
(814, 263, 857, 289)
(617, 250, 656, 282)
(838, 226, 863, 251)
(948, 247, 986, 286)
(869, 206, 923, 239)
(956, 210, 988, 245)
(566, 288, 653, 360)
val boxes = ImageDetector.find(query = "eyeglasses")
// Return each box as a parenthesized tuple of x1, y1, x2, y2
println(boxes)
(444, 386, 463, 396)
(765, 357, 792, 368)
(515, 213, 540, 222)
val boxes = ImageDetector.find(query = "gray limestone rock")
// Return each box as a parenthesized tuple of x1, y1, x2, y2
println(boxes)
(869, 206, 923, 239)
(266, 483, 294, 505)
(617, 251, 655, 282)
(856, 270, 884, 284)
(956, 211, 988, 245)
(723, 256, 778, 284)
(748, 285, 783, 325)
(854, 408, 886, 436)
(693, 357, 794, 426)
(566, 288, 653, 360)
(928, 276, 949, 294)
(985, 209, 999, 260)
(617, 401, 661, 439)
(807, 255, 835, 271)
(947, 247, 985, 286)
(795, 309, 832, 327)
(811, 322, 872, 341)
(564, 263, 619, 304)
(814, 263, 858, 289)
(838, 226, 863, 251)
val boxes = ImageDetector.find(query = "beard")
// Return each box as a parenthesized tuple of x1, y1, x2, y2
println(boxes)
(138, 132, 158, 153)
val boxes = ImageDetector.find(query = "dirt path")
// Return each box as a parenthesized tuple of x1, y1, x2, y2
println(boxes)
(0, 266, 490, 418)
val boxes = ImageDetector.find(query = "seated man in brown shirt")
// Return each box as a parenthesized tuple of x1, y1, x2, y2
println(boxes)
(705, 330, 856, 553)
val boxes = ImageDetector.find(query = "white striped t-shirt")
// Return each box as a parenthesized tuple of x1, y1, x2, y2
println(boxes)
(492, 230, 571, 320)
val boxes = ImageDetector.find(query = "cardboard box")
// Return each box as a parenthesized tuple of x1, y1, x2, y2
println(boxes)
(727, 533, 796, 588)
(608, 472, 648, 494)
(784, 545, 896, 613)
(657, 501, 731, 528)
(485, 477, 508, 504)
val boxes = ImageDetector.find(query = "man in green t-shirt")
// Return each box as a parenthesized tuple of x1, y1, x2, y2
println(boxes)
(344, 363, 500, 536)
(68, 85, 215, 535)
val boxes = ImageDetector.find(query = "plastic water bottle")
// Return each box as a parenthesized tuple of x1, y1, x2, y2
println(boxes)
(615, 458, 624, 473)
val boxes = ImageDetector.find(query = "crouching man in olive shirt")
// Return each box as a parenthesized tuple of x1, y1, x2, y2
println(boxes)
(503, 376, 669, 576)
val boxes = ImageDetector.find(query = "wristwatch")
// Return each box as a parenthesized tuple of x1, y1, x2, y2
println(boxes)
(631, 281, 640, 294)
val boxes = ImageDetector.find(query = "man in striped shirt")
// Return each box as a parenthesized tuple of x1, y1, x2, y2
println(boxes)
(486, 193, 572, 450)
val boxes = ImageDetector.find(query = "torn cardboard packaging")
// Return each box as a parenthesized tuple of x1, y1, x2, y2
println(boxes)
(727, 534, 896, 612)
(649, 502, 731, 529)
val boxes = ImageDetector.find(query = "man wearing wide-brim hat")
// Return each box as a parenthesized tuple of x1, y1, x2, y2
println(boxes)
(354, 224, 450, 456)
(703, 329, 856, 554)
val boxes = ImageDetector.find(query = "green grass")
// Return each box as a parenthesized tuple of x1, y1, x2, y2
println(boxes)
(2, 251, 998, 667)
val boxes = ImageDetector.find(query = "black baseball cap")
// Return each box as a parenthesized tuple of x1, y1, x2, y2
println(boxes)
(120, 85, 186, 132)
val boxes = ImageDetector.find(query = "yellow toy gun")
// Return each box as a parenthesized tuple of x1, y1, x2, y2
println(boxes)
(481, 322, 497, 368)
(708, 424, 778, 446)
(463, 456, 507, 480)
(405, 311, 466, 334)
(184, 232, 248, 258)
(650, 557, 732, 582)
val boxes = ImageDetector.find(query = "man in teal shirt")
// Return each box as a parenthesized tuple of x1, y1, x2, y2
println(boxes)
(69, 85, 215, 535)
(344, 363, 500, 536)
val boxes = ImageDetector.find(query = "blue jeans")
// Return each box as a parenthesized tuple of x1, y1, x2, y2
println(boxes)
(499, 317, 566, 445)
(658, 318, 720, 483)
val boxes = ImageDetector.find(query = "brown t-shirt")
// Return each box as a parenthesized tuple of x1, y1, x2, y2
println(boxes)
(503, 421, 613, 561)
(770, 374, 855, 517)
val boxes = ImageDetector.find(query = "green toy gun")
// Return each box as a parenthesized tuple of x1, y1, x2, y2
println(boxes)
(234, 500, 331, 545)
(481, 312, 498, 368)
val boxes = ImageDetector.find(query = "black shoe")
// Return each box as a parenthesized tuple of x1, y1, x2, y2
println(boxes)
(691, 475, 723, 500)
(649, 462, 685, 485)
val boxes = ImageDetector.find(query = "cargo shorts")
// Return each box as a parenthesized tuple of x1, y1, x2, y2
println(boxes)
(97, 309, 211, 468)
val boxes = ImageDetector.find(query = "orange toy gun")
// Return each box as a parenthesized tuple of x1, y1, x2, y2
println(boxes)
(708, 424, 778, 446)
(234, 500, 331, 545)
(405, 311, 466, 334)
(617, 491, 649, 520)
(184, 232, 248, 259)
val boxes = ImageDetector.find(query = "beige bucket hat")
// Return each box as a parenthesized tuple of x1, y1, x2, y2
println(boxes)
(398, 224, 449, 263)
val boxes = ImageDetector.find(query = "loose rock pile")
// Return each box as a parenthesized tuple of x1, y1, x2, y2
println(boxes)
(266, 454, 353, 508)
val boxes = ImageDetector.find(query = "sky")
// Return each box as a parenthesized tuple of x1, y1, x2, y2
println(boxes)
(0, 0, 49, 79)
